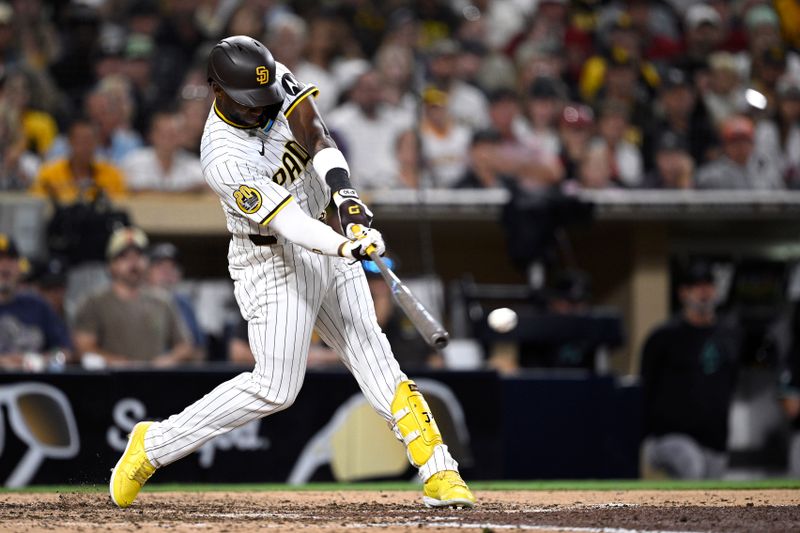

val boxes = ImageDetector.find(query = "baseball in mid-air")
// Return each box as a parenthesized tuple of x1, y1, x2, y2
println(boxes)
(487, 307, 518, 333)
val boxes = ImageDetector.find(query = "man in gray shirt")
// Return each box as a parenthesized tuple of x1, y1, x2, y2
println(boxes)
(696, 115, 783, 189)
(72, 227, 196, 368)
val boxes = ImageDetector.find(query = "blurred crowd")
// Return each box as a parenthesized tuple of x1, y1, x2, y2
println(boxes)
(0, 0, 798, 195)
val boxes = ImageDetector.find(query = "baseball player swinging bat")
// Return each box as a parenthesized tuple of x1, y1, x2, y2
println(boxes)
(366, 247, 450, 350)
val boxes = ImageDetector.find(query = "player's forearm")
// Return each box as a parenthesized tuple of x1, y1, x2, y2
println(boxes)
(269, 199, 348, 257)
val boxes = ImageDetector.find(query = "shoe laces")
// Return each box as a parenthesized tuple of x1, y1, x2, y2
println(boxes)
(436, 471, 467, 489)
(128, 456, 154, 485)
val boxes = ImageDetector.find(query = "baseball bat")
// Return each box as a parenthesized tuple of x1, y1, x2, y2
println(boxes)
(366, 248, 450, 350)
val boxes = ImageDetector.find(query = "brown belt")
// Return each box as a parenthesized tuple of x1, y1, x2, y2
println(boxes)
(248, 234, 278, 246)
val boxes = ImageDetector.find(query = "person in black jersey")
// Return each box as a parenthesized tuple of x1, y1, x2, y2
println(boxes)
(640, 261, 741, 479)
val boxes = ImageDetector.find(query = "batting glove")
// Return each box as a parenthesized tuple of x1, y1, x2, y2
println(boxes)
(333, 189, 373, 239)
(339, 227, 385, 261)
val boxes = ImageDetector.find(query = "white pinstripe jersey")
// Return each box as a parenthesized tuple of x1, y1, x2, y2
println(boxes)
(200, 62, 328, 247)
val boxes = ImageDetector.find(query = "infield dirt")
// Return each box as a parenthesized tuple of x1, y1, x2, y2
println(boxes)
(0, 489, 798, 532)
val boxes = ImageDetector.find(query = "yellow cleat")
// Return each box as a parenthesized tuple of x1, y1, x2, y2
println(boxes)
(422, 470, 476, 508)
(109, 422, 156, 508)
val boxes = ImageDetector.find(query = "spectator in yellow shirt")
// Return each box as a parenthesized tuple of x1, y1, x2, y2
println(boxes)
(30, 118, 127, 203)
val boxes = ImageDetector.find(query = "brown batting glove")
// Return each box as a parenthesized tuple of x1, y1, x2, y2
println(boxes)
(333, 189, 373, 239)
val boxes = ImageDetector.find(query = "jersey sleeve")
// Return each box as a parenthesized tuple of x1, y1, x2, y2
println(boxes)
(275, 61, 319, 119)
(205, 160, 293, 226)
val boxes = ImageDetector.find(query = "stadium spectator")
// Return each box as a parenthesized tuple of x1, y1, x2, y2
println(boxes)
(393, 130, 430, 189)
(642, 132, 695, 189)
(47, 79, 144, 164)
(0, 234, 72, 370)
(426, 39, 490, 130)
(488, 88, 563, 190)
(577, 140, 615, 190)
(516, 76, 566, 159)
(72, 227, 195, 368)
(123, 33, 160, 135)
(265, 13, 339, 115)
(595, 100, 642, 187)
(327, 68, 412, 189)
(703, 52, 749, 127)
(30, 118, 127, 202)
(558, 104, 595, 182)
(146, 242, 205, 359)
(696, 115, 782, 189)
(418, 87, 471, 188)
(456, 129, 515, 190)
(640, 261, 740, 479)
(28, 256, 69, 323)
(121, 111, 205, 193)
(645, 68, 717, 171)
(754, 80, 800, 188)
(677, 3, 726, 78)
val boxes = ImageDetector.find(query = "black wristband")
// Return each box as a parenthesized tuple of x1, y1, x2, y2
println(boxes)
(325, 167, 352, 193)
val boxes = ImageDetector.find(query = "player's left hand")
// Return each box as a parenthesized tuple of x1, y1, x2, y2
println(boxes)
(340, 227, 385, 261)
(333, 189, 373, 239)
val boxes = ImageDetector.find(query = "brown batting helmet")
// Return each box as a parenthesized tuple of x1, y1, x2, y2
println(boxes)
(207, 35, 284, 108)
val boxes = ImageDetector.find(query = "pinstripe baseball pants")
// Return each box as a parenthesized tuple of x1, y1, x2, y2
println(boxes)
(144, 240, 457, 480)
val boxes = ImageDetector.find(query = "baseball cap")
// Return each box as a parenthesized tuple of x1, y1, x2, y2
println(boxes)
(422, 86, 448, 106)
(744, 4, 779, 31)
(685, 4, 721, 30)
(0, 233, 19, 258)
(148, 242, 179, 263)
(720, 116, 754, 142)
(528, 76, 566, 100)
(106, 227, 149, 260)
(560, 104, 594, 128)
(679, 261, 714, 286)
(656, 131, 689, 153)
(660, 68, 691, 91)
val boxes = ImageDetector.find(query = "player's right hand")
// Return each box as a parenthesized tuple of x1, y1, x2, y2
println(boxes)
(339, 227, 385, 261)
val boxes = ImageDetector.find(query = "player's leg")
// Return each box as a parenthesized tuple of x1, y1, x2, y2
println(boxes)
(315, 259, 474, 507)
(110, 244, 328, 507)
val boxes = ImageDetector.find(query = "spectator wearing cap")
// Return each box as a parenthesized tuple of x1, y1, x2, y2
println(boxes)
(558, 103, 595, 182)
(146, 242, 205, 358)
(327, 68, 413, 190)
(696, 115, 783, 189)
(0, 234, 72, 370)
(640, 260, 741, 479)
(426, 39, 491, 131)
(677, 3, 726, 77)
(487, 88, 563, 189)
(754, 80, 800, 188)
(29, 257, 69, 322)
(516, 76, 567, 159)
(642, 132, 694, 189)
(751, 45, 788, 115)
(72, 227, 195, 368)
(592, 48, 651, 132)
(645, 67, 716, 171)
(123, 33, 160, 135)
(30, 117, 127, 203)
(579, 14, 660, 104)
(121, 111, 205, 193)
(417, 87, 471, 188)
(703, 52, 749, 127)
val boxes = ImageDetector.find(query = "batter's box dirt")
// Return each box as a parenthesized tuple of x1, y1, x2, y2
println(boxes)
(0, 490, 797, 532)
